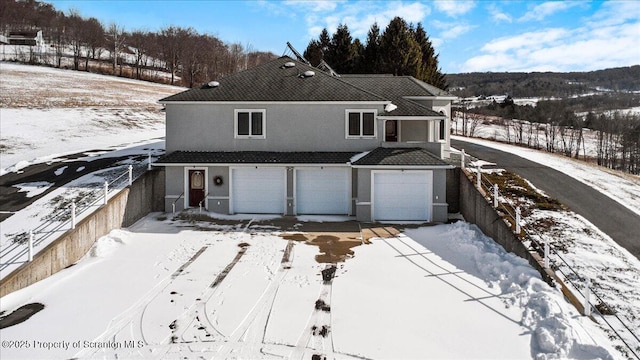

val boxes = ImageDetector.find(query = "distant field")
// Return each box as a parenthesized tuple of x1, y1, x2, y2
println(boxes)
(0, 62, 183, 109)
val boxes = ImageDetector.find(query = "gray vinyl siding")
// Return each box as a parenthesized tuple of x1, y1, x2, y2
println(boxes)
(165, 103, 385, 153)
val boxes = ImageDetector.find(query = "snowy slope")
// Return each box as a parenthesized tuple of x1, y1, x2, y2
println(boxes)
(0, 62, 184, 174)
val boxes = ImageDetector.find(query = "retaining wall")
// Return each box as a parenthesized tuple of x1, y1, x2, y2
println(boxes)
(458, 169, 553, 284)
(0, 168, 165, 298)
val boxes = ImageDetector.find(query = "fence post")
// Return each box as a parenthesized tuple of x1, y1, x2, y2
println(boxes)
(28, 230, 33, 262)
(104, 181, 108, 205)
(476, 166, 481, 189)
(515, 207, 521, 234)
(584, 278, 591, 316)
(128, 165, 133, 186)
(493, 184, 499, 208)
(544, 240, 550, 268)
(460, 149, 465, 169)
(71, 202, 76, 229)
(148, 152, 152, 171)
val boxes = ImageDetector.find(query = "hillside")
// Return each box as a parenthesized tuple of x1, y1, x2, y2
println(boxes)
(447, 65, 640, 98)
(0, 62, 184, 173)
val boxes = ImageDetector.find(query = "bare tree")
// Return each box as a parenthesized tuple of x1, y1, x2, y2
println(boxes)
(66, 9, 83, 70)
(106, 22, 126, 72)
(159, 26, 193, 85)
(83, 17, 104, 70)
(128, 30, 153, 79)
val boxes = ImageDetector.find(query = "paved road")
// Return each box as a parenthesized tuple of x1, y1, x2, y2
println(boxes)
(452, 138, 640, 259)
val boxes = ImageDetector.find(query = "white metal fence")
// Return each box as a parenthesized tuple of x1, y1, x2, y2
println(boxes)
(0, 159, 152, 274)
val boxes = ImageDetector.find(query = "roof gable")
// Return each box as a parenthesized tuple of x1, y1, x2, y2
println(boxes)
(160, 57, 387, 103)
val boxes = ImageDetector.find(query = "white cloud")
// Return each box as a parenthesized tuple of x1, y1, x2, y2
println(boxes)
(433, 0, 476, 17)
(298, 1, 431, 40)
(480, 28, 568, 53)
(432, 20, 475, 39)
(462, 16, 640, 73)
(588, 0, 640, 27)
(487, 3, 512, 23)
(519, 1, 581, 22)
(283, 0, 341, 12)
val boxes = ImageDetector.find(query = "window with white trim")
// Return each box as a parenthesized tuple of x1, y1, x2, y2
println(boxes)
(346, 110, 376, 138)
(235, 109, 266, 139)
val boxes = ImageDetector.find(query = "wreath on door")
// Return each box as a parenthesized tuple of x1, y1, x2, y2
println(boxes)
(214, 175, 224, 186)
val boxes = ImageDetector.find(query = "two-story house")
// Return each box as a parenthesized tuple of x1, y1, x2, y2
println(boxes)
(156, 56, 455, 222)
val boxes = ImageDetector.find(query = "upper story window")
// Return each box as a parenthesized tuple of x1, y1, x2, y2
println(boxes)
(346, 110, 376, 138)
(439, 111, 446, 141)
(439, 119, 446, 141)
(235, 109, 266, 139)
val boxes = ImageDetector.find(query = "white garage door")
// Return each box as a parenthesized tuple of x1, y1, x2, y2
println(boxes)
(373, 171, 432, 221)
(232, 167, 285, 214)
(296, 167, 350, 214)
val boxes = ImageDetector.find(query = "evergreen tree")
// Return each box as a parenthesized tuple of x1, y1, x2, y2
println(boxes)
(379, 17, 422, 77)
(303, 39, 323, 66)
(351, 38, 365, 73)
(327, 24, 356, 73)
(303, 28, 331, 66)
(362, 22, 381, 73)
(412, 23, 447, 89)
(303, 17, 448, 90)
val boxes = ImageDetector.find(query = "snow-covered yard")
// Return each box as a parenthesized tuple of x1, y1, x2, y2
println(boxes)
(0, 215, 616, 359)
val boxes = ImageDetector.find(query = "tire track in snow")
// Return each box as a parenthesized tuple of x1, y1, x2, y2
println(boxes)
(209, 240, 296, 358)
(289, 264, 336, 360)
(72, 244, 210, 359)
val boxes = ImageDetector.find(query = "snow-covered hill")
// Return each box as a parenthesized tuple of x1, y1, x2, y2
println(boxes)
(0, 62, 184, 174)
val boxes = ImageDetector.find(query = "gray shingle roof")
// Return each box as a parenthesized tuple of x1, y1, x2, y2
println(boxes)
(340, 75, 446, 117)
(159, 57, 386, 103)
(341, 74, 441, 97)
(156, 151, 359, 164)
(352, 147, 449, 166)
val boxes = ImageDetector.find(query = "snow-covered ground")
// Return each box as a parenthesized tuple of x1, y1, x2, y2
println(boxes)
(0, 62, 184, 174)
(452, 135, 640, 217)
(0, 215, 617, 359)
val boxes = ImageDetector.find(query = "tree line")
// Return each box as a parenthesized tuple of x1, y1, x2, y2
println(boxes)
(448, 66, 640, 98)
(457, 95, 640, 175)
(303, 17, 447, 90)
(0, 0, 276, 86)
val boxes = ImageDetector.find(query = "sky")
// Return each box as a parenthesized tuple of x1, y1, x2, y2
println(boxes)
(47, 0, 640, 74)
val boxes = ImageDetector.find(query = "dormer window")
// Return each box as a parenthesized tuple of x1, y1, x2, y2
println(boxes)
(235, 109, 266, 139)
(346, 110, 376, 138)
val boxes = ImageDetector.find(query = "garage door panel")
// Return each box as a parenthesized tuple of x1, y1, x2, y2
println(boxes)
(232, 168, 285, 214)
(296, 168, 349, 215)
(373, 171, 432, 221)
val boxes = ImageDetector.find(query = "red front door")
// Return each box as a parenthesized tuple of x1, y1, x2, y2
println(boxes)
(188, 170, 205, 207)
